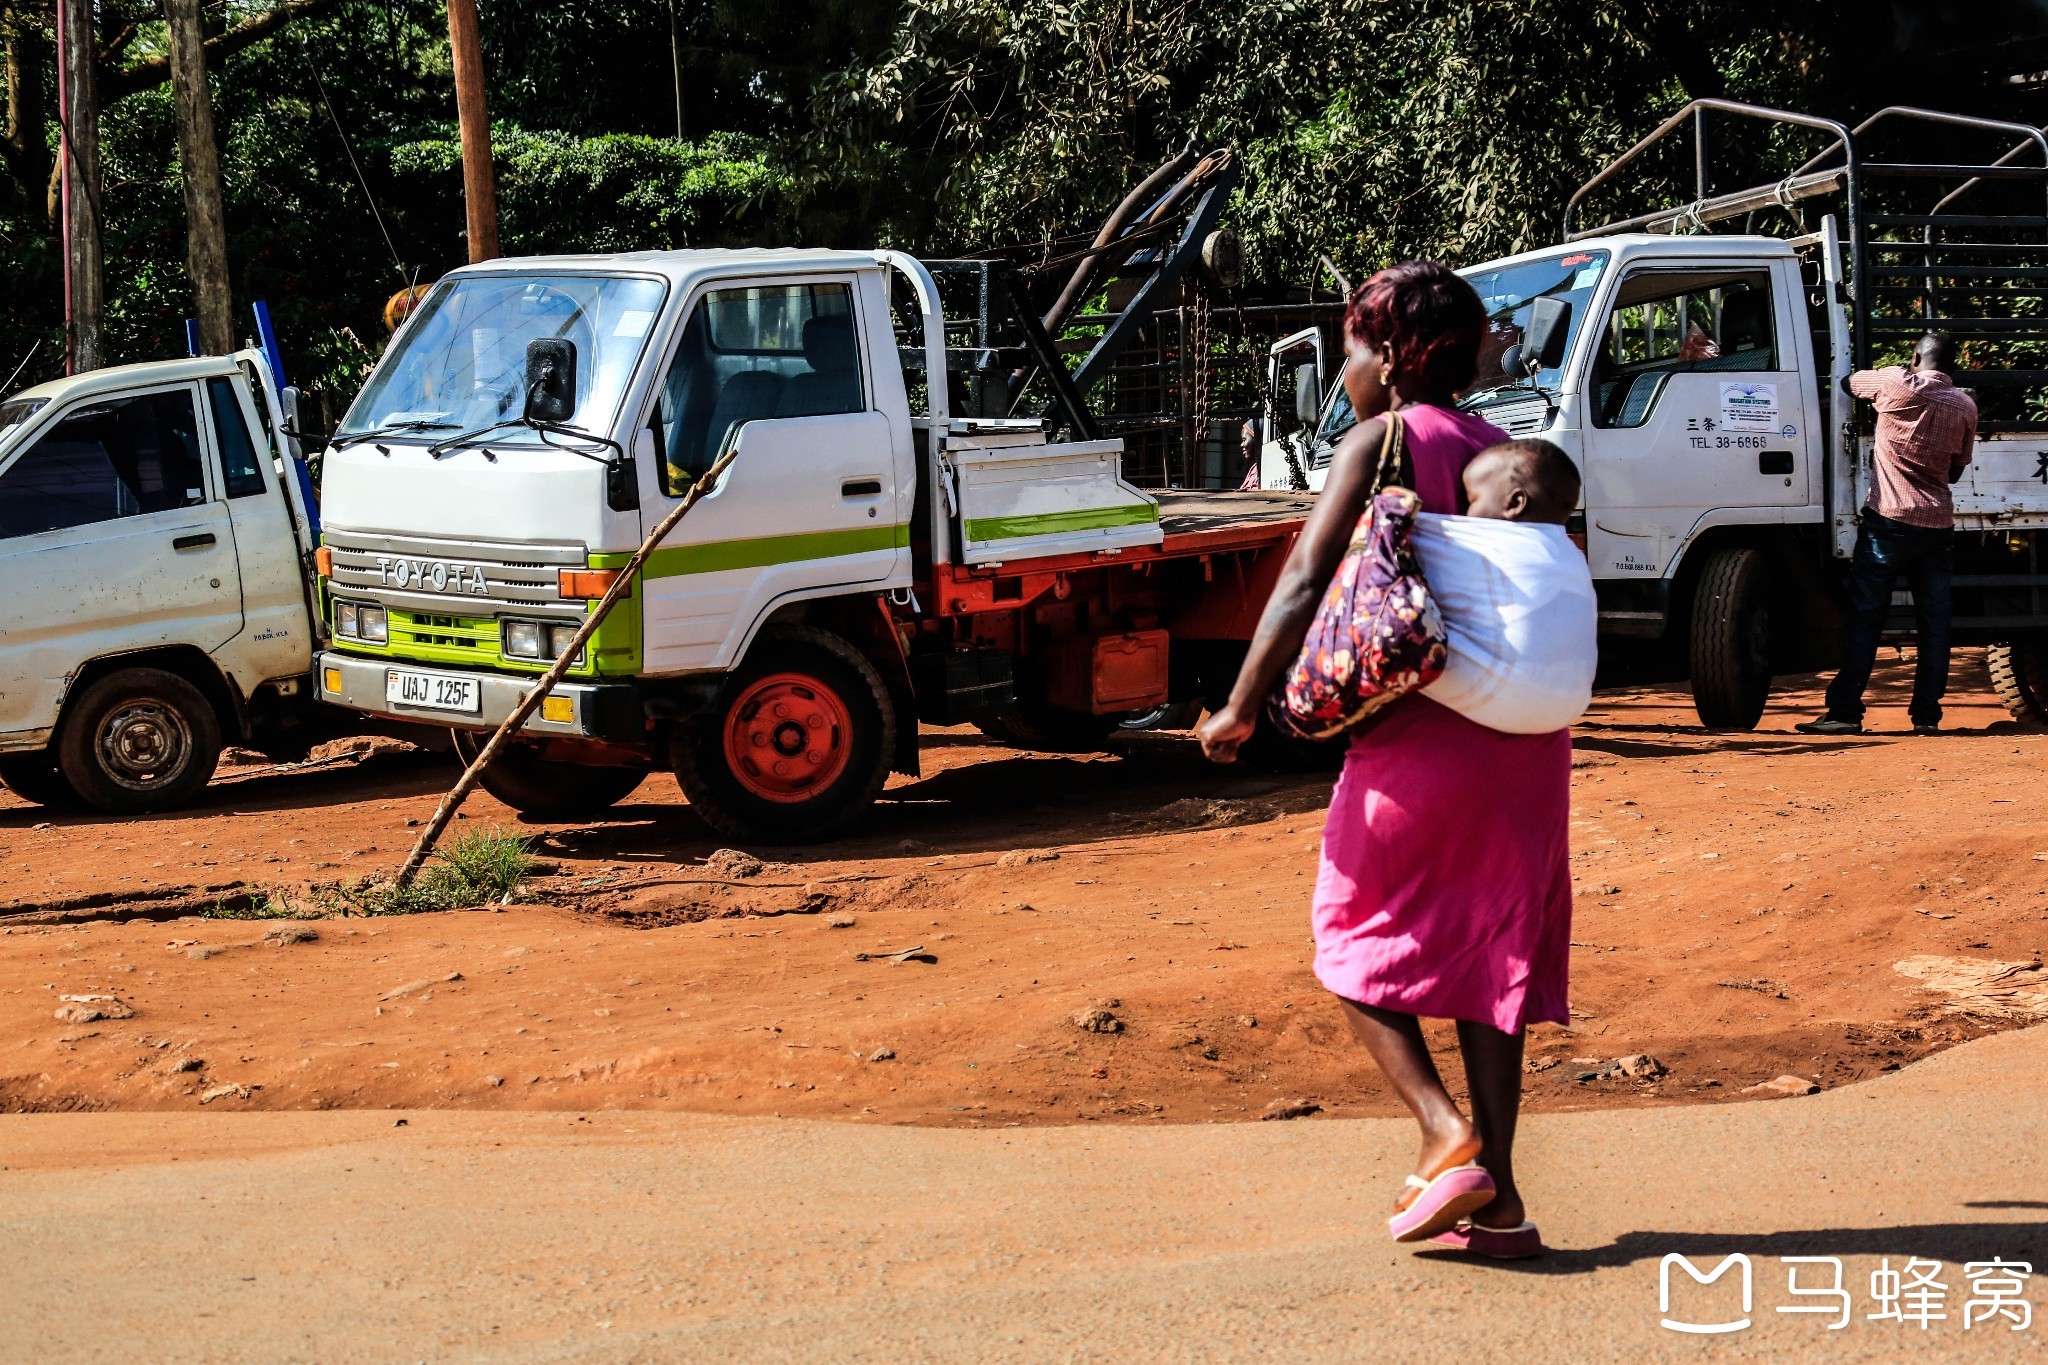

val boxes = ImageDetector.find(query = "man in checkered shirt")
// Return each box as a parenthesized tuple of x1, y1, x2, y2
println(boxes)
(1799, 332, 1978, 735)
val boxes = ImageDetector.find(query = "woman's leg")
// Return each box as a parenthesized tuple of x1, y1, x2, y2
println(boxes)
(1456, 1019, 1527, 1227)
(1335, 997, 1478, 1197)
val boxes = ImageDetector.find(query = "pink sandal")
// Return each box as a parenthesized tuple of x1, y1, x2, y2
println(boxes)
(1388, 1164, 1497, 1243)
(1430, 1221, 1545, 1259)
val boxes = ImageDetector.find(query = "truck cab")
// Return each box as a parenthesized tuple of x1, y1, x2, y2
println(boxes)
(312, 249, 1220, 841)
(0, 353, 325, 811)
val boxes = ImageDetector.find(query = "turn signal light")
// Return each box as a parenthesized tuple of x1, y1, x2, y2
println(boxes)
(315, 545, 333, 578)
(559, 568, 628, 600)
(540, 695, 575, 724)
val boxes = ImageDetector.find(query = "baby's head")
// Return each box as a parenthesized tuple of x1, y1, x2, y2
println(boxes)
(1462, 438, 1581, 525)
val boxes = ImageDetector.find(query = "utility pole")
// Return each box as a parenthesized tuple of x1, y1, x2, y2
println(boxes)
(445, 0, 499, 262)
(56, 0, 104, 372)
(165, 0, 234, 355)
(668, 0, 684, 140)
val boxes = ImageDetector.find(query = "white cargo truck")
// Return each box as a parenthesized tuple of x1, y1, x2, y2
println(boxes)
(1262, 101, 2048, 729)
(311, 249, 1316, 842)
(0, 352, 366, 812)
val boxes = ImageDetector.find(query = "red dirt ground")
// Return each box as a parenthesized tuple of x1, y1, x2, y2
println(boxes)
(2, 649, 2043, 1125)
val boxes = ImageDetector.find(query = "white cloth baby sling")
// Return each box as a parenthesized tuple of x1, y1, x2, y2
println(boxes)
(1409, 514, 1598, 734)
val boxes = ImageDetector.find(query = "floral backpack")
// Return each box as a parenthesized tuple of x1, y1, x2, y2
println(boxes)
(1269, 410, 1448, 741)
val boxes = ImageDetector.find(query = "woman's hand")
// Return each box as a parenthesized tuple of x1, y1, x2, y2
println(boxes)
(1198, 704, 1257, 763)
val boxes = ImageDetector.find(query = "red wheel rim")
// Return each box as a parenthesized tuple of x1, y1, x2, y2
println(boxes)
(722, 672, 854, 803)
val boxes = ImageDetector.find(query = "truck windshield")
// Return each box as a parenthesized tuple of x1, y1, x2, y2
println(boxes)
(340, 274, 667, 441)
(1459, 249, 1609, 402)
(0, 398, 48, 431)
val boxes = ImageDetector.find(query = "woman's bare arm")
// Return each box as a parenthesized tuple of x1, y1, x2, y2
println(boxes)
(1197, 416, 1386, 760)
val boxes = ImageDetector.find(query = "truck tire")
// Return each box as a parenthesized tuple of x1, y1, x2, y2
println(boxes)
(672, 626, 895, 844)
(56, 668, 222, 814)
(0, 754, 80, 808)
(1689, 547, 1773, 731)
(450, 731, 647, 819)
(973, 705, 1116, 752)
(1988, 639, 2048, 724)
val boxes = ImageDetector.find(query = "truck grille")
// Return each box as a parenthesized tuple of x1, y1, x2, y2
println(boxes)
(1480, 395, 1552, 437)
(321, 529, 586, 618)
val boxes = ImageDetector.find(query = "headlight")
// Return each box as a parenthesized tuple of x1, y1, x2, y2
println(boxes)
(502, 619, 542, 659)
(335, 601, 359, 638)
(359, 605, 388, 643)
(545, 623, 582, 661)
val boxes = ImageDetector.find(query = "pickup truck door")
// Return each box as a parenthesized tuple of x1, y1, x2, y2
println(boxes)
(0, 383, 244, 738)
(206, 374, 313, 681)
(636, 272, 913, 672)
(1578, 261, 1815, 578)
(1258, 327, 1324, 490)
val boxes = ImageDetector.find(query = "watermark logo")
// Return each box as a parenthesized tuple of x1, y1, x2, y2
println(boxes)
(1661, 1253, 1752, 1334)
(1659, 1255, 2032, 1334)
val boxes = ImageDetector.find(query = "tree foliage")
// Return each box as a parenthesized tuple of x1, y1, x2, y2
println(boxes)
(0, 0, 2020, 409)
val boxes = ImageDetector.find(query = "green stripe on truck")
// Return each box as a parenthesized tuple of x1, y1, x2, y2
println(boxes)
(963, 503, 1159, 543)
(641, 523, 910, 579)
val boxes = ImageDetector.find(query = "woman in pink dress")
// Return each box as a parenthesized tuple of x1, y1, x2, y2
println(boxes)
(1198, 261, 1571, 1260)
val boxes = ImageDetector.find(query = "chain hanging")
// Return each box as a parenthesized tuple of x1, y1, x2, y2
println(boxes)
(1188, 279, 1213, 488)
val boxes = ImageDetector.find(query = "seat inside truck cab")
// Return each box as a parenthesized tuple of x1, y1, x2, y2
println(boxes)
(655, 284, 866, 492)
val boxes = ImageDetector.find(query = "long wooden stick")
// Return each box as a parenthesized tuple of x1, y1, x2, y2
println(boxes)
(393, 444, 742, 888)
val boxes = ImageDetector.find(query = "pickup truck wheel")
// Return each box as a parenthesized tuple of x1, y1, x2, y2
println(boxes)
(1689, 547, 1773, 731)
(56, 668, 222, 814)
(673, 627, 895, 844)
(0, 755, 80, 808)
(1988, 640, 2048, 724)
(449, 731, 646, 819)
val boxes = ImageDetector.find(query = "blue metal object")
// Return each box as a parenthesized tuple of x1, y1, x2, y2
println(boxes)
(249, 299, 319, 537)
(252, 300, 287, 391)
(184, 319, 201, 357)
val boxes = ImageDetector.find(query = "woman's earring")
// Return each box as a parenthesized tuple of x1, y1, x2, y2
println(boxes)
(1380, 365, 1392, 385)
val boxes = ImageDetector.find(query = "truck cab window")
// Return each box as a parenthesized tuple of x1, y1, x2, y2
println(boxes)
(1594, 270, 1776, 429)
(655, 281, 864, 494)
(207, 377, 267, 497)
(0, 388, 205, 539)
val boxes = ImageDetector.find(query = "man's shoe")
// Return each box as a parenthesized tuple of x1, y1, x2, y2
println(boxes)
(1794, 716, 1864, 735)
(1912, 723, 1941, 736)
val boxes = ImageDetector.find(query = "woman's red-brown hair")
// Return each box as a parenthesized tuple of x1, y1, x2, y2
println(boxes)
(1343, 260, 1486, 397)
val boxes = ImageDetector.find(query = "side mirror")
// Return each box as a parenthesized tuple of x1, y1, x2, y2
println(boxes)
(524, 338, 578, 423)
(279, 384, 308, 459)
(1524, 296, 1572, 372)
(1293, 363, 1321, 429)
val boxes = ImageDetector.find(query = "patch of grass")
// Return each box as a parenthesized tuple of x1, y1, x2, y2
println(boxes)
(200, 890, 307, 920)
(314, 828, 537, 917)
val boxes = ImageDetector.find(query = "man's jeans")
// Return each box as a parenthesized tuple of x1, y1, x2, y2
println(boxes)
(1824, 510, 1954, 726)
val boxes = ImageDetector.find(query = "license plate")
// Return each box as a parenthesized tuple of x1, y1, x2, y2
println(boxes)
(385, 668, 481, 715)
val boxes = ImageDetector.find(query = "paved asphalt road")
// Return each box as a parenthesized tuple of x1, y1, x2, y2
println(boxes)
(4, 1026, 2044, 1363)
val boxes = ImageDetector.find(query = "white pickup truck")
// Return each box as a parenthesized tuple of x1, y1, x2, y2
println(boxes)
(0, 352, 344, 812)
(309, 248, 1314, 842)
(1263, 101, 2048, 729)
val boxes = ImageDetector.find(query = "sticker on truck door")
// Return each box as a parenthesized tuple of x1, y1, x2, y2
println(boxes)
(1719, 382, 1779, 433)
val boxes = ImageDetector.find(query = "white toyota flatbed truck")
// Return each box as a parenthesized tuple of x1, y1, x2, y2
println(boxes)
(1262, 101, 2048, 729)
(0, 351, 381, 813)
(311, 249, 1314, 842)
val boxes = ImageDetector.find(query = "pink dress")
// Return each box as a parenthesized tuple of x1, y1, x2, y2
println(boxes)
(1309, 404, 1573, 1033)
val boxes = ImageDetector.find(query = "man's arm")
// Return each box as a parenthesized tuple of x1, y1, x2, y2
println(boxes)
(1845, 367, 1896, 400)
(1950, 420, 1976, 484)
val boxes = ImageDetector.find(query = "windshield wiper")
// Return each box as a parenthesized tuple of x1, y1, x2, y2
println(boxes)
(429, 415, 624, 465)
(427, 417, 526, 456)
(330, 419, 458, 449)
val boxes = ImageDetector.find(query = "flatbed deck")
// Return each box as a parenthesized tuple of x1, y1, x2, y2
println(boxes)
(1154, 489, 1318, 537)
